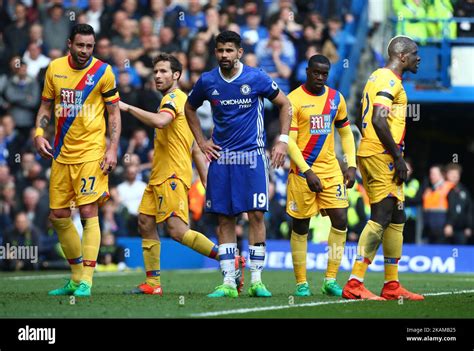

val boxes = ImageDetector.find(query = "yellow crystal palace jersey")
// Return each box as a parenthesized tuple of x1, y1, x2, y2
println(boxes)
(288, 85, 349, 178)
(149, 88, 194, 188)
(41, 55, 119, 164)
(358, 68, 407, 157)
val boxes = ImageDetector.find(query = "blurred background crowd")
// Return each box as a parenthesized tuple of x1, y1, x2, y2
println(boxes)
(0, 0, 472, 271)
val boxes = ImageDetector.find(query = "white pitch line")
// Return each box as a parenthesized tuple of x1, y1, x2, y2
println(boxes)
(0, 271, 141, 281)
(190, 289, 474, 317)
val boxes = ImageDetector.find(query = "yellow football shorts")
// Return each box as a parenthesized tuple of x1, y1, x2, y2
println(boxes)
(139, 178, 189, 224)
(286, 172, 348, 219)
(357, 154, 404, 204)
(50, 159, 109, 209)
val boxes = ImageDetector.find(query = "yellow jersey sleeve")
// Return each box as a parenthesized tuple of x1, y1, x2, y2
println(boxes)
(290, 99, 299, 131)
(372, 75, 402, 110)
(334, 92, 350, 128)
(100, 65, 120, 104)
(41, 63, 55, 101)
(159, 92, 180, 119)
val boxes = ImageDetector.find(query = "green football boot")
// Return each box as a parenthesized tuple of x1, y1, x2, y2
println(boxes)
(248, 282, 272, 297)
(295, 282, 312, 297)
(207, 284, 238, 298)
(321, 279, 343, 297)
(73, 281, 92, 297)
(48, 279, 79, 296)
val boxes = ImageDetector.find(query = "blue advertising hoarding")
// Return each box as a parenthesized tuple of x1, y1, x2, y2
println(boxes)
(117, 238, 474, 273)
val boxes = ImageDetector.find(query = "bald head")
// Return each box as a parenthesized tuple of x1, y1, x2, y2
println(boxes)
(387, 36, 417, 58)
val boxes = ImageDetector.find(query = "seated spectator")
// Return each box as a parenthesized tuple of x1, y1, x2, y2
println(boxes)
(100, 200, 128, 237)
(111, 18, 144, 61)
(43, 4, 70, 52)
(240, 6, 268, 53)
(95, 37, 113, 65)
(28, 23, 49, 56)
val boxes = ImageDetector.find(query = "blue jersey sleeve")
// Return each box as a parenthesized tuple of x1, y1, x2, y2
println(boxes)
(187, 76, 207, 109)
(257, 69, 280, 100)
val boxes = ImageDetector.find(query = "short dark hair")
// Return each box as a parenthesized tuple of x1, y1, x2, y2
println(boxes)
(445, 163, 462, 174)
(69, 24, 96, 42)
(152, 53, 183, 79)
(308, 54, 331, 69)
(216, 30, 241, 48)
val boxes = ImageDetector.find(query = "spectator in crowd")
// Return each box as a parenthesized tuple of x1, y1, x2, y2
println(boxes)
(158, 26, 181, 53)
(111, 18, 144, 61)
(21, 186, 49, 236)
(422, 165, 454, 243)
(125, 129, 153, 165)
(100, 200, 128, 237)
(117, 164, 147, 235)
(394, 0, 428, 42)
(95, 37, 113, 64)
(3, 2, 30, 57)
(2, 114, 24, 173)
(22, 42, 50, 79)
(4, 61, 40, 138)
(42, 4, 70, 52)
(149, 0, 166, 35)
(255, 17, 295, 94)
(181, 0, 206, 39)
(28, 23, 49, 56)
(2, 212, 40, 271)
(121, 0, 143, 21)
(240, 5, 268, 53)
(0, 180, 17, 241)
(426, 0, 457, 39)
(111, 47, 142, 88)
(444, 163, 472, 244)
(84, 0, 107, 35)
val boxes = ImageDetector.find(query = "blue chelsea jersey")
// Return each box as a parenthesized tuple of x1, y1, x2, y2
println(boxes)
(187, 63, 279, 153)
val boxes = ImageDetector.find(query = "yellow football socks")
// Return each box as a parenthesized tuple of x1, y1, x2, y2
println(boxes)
(325, 227, 347, 279)
(291, 231, 308, 284)
(81, 217, 101, 285)
(350, 220, 383, 281)
(182, 229, 219, 260)
(142, 239, 161, 286)
(50, 217, 83, 283)
(383, 223, 404, 282)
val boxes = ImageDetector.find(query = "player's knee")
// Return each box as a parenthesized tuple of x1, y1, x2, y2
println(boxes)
(248, 211, 264, 225)
(79, 204, 98, 218)
(392, 209, 406, 224)
(50, 208, 71, 219)
(292, 218, 310, 234)
(331, 215, 347, 231)
(167, 226, 183, 242)
(138, 215, 156, 238)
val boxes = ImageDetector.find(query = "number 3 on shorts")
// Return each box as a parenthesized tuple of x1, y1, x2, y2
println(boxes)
(335, 184, 346, 200)
(253, 193, 267, 208)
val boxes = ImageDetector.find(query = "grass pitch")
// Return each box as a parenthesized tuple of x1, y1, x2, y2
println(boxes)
(0, 270, 473, 318)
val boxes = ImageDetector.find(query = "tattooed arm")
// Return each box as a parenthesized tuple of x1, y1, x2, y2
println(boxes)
(101, 101, 122, 174)
(33, 99, 54, 159)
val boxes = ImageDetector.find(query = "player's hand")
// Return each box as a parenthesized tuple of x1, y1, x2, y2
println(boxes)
(393, 156, 408, 185)
(344, 167, 357, 189)
(33, 136, 53, 159)
(271, 141, 288, 168)
(101, 148, 118, 175)
(444, 224, 453, 237)
(304, 169, 323, 193)
(118, 101, 130, 112)
(200, 139, 221, 162)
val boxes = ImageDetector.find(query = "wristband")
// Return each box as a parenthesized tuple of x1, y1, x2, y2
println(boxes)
(35, 128, 44, 137)
(278, 134, 289, 144)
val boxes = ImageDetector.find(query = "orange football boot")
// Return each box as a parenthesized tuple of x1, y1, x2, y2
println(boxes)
(342, 279, 386, 301)
(381, 281, 424, 301)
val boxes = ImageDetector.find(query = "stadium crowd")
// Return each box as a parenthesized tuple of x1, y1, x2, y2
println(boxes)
(0, 0, 472, 271)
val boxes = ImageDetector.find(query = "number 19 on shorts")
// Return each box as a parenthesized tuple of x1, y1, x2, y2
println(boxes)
(253, 193, 267, 208)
